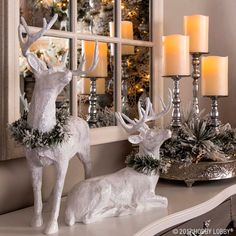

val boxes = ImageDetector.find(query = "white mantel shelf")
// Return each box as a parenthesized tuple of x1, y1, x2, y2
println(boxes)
(1, 179, 236, 236)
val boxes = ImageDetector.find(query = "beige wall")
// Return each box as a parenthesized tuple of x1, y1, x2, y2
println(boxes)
(42, 140, 132, 199)
(164, 0, 236, 126)
(38, 140, 131, 196)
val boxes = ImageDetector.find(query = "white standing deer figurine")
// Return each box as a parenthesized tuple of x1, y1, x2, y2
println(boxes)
(17, 15, 98, 234)
(64, 93, 172, 226)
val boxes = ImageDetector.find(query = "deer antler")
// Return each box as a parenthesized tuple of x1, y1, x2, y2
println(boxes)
(115, 98, 151, 134)
(144, 88, 172, 122)
(18, 14, 58, 56)
(72, 40, 99, 76)
(116, 90, 172, 134)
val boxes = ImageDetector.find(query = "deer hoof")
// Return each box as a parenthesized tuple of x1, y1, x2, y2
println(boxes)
(65, 216, 75, 226)
(31, 214, 43, 227)
(44, 221, 58, 235)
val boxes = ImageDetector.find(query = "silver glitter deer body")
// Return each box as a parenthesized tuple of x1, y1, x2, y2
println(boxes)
(18, 15, 98, 234)
(64, 94, 172, 225)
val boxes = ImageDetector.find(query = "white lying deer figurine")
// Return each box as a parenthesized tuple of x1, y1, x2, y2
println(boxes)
(65, 93, 172, 225)
(17, 15, 98, 234)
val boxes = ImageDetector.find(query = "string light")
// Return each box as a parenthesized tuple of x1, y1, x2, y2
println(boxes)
(127, 59, 131, 67)
(39, 0, 54, 7)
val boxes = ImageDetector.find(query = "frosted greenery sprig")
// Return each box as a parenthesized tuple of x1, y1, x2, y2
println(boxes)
(125, 153, 171, 175)
(160, 108, 236, 163)
(9, 103, 70, 149)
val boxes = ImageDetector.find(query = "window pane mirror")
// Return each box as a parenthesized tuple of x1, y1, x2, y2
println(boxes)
(20, 0, 71, 31)
(77, 40, 116, 128)
(77, 0, 115, 36)
(121, 0, 151, 41)
(121, 45, 151, 118)
(19, 36, 70, 114)
(0, 0, 162, 160)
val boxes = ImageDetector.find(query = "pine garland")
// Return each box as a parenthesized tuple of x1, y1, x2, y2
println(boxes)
(160, 109, 236, 163)
(125, 153, 171, 175)
(9, 104, 70, 149)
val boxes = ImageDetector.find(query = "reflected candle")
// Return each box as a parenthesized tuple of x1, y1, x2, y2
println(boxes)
(82, 41, 108, 77)
(109, 21, 134, 55)
(162, 34, 190, 76)
(201, 56, 228, 96)
(184, 15, 209, 53)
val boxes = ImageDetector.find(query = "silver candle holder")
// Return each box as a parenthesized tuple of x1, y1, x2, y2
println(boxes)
(171, 76, 182, 128)
(209, 96, 220, 131)
(191, 52, 208, 116)
(87, 77, 98, 125)
(164, 75, 189, 129)
(122, 56, 129, 114)
(205, 96, 227, 133)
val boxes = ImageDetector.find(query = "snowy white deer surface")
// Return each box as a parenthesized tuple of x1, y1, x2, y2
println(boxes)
(65, 95, 172, 226)
(14, 15, 99, 235)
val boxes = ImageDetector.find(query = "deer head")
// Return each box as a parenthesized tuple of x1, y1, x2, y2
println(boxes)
(18, 14, 99, 97)
(116, 90, 172, 159)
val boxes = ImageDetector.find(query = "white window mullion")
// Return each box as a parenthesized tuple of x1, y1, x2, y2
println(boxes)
(70, 37, 78, 116)
(70, 0, 78, 116)
(28, 27, 76, 39)
(152, 0, 164, 126)
(115, 0, 122, 113)
(71, 0, 77, 33)
(8, 0, 20, 122)
(76, 33, 154, 47)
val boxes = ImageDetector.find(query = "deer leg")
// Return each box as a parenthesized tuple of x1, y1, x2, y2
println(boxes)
(44, 161, 68, 235)
(142, 195, 168, 208)
(30, 165, 43, 227)
(77, 144, 92, 179)
(43, 187, 54, 212)
(83, 158, 92, 179)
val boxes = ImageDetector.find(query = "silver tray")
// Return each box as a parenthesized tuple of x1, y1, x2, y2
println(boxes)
(160, 159, 236, 187)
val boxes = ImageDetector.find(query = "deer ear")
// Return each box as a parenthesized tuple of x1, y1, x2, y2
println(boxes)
(128, 135, 144, 144)
(27, 53, 47, 74)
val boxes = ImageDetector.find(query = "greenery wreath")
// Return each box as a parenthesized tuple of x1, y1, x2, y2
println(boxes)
(9, 104, 70, 149)
(125, 153, 171, 175)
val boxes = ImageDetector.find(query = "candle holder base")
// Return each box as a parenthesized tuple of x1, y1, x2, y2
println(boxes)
(160, 158, 236, 187)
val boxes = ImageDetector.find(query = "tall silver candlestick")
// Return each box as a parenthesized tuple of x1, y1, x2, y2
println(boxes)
(210, 96, 219, 128)
(122, 57, 129, 113)
(191, 52, 207, 116)
(121, 55, 129, 114)
(163, 75, 189, 130)
(171, 76, 182, 128)
(87, 77, 98, 125)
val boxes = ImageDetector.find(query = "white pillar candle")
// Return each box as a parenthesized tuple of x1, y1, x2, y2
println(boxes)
(162, 34, 190, 76)
(30, 38, 50, 52)
(184, 15, 209, 53)
(82, 41, 108, 78)
(201, 56, 228, 96)
(109, 21, 134, 55)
